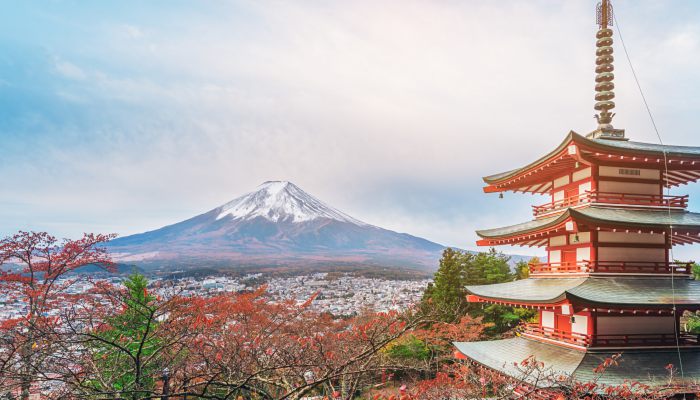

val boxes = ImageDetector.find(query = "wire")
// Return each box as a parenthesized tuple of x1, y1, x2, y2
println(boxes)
(613, 12, 685, 383)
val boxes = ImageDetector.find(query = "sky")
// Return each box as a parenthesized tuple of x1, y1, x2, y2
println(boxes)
(2, 1, 700, 259)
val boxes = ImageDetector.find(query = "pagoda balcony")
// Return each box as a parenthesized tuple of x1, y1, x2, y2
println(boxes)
(521, 323, 700, 348)
(520, 324, 590, 347)
(529, 260, 693, 275)
(593, 333, 700, 347)
(532, 190, 688, 218)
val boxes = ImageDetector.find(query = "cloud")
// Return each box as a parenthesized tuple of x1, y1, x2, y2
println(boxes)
(53, 59, 87, 80)
(2, 0, 700, 260)
(121, 24, 143, 39)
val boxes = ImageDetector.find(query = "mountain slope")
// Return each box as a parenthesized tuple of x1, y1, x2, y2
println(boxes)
(107, 181, 446, 270)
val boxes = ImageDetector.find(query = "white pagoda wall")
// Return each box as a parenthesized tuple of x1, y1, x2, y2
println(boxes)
(597, 166, 662, 195)
(598, 181, 660, 195)
(597, 316, 675, 335)
(597, 247, 666, 262)
(598, 231, 666, 244)
(596, 231, 666, 263)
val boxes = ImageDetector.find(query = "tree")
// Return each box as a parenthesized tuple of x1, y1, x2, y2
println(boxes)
(516, 256, 539, 280)
(0, 231, 114, 400)
(422, 248, 521, 325)
(421, 248, 471, 321)
(465, 248, 512, 285)
(84, 274, 163, 399)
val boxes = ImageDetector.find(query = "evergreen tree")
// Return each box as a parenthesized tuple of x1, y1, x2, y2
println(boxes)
(87, 274, 163, 399)
(422, 248, 471, 321)
(422, 248, 536, 332)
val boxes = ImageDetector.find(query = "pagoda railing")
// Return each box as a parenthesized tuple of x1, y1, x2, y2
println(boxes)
(593, 332, 699, 347)
(532, 190, 688, 217)
(529, 260, 693, 275)
(522, 324, 700, 348)
(521, 324, 590, 347)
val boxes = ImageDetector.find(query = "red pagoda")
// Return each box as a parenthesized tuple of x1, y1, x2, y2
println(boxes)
(454, 0, 700, 391)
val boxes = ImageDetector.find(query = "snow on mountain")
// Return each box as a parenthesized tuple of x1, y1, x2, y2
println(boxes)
(107, 181, 447, 270)
(215, 181, 367, 225)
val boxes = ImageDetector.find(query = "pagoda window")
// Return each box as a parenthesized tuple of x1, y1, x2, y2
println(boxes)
(597, 316, 675, 335)
(541, 310, 555, 329)
(598, 247, 666, 262)
(569, 232, 590, 244)
(550, 235, 567, 246)
(598, 180, 661, 195)
(548, 249, 561, 265)
(552, 190, 565, 203)
(598, 231, 665, 245)
(599, 166, 660, 180)
(553, 175, 571, 189)
(571, 314, 589, 335)
(572, 167, 592, 182)
(578, 181, 592, 195)
(576, 247, 591, 262)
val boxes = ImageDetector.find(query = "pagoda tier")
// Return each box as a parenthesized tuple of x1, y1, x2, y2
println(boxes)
(483, 131, 700, 194)
(454, 338, 700, 390)
(466, 277, 700, 350)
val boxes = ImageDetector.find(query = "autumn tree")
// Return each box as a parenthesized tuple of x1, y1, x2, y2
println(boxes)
(0, 231, 114, 400)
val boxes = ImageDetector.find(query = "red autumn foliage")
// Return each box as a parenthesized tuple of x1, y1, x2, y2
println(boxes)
(0, 231, 115, 400)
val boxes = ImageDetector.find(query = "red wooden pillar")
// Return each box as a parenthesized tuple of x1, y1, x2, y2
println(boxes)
(590, 309, 597, 347)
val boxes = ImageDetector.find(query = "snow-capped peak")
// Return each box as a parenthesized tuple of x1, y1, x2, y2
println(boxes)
(215, 181, 368, 225)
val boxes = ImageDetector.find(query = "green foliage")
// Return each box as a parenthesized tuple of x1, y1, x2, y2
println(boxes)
(88, 274, 162, 399)
(385, 335, 431, 361)
(421, 248, 541, 335)
(422, 248, 471, 320)
(515, 261, 529, 280)
(692, 263, 700, 280)
(464, 248, 513, 285)
(481, 305, 536, 333)
(687, 313, 700, 334)
(422, 248, 529, 332)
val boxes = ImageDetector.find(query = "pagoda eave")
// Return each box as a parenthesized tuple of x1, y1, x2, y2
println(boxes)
(483, 131, 700, 192)
(454, 337, 700, 390)
(476, 207, 700, 247)
(466, 277, 700, 310)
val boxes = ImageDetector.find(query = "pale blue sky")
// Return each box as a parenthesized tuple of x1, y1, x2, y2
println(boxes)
(2, 1, 700, 259)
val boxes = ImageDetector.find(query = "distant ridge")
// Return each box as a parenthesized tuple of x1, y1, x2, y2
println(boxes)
(107, 181, 448, 270)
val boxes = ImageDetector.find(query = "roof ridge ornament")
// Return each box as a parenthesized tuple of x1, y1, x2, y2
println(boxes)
(587, 0, 627, 141)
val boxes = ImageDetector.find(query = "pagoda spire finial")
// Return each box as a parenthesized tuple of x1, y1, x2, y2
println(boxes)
(589, 0, 626, 140)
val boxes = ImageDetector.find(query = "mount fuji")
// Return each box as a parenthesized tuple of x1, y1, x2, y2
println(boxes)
(107, 181, 446, 270)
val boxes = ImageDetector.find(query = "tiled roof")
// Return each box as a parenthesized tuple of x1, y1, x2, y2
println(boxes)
(476, 214, 561, 238)
(567, 277, 700, 307)
(483, 131, 700, 184)
(466, 277, 700, 307)
(476, 207, 700, 239)
(465, 278, 586, 303)
(453, 338, 583, 387)
(454, 337, 700, 389)
(576, 207, 700, 228)
(590, 138, 700, 157)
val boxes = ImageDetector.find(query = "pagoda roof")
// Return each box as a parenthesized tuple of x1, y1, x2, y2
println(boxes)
(476, 207, 700, 246)
(483, 131, 700, 192)
(454, 337, 700, 389)
(466, 277, 585, 304)
(466, 276, 700, 308)
(588, 137, 700, 158)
